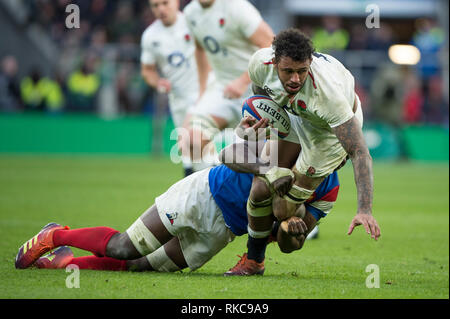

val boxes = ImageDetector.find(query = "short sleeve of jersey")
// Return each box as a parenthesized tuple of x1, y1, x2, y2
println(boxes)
(248, 48, 271, 88)
(316, 91, 354, 128)
(229, 0, 262, 38)
(140, 29, 156, 65)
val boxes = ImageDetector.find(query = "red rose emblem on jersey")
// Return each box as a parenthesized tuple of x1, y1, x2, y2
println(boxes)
(184, 34, 191, 42)
(219, 18, 225, 27)
(297, 100, 307, 110)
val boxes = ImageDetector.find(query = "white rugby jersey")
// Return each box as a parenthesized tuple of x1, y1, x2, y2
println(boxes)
(140, 12, 199, 103)
(183, 0, 262, 86)
(248, 47, 357, 135)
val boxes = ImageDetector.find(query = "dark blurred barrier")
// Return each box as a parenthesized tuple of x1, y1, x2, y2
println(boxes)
(0, 113, 447, 161)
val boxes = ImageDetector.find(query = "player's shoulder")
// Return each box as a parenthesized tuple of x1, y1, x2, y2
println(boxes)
(183, 0, 201, 18)
(250, 47, 274, 67)
(141, 19, 164, 40)
(311, 52, 345, 69)
(248, 47, 274, 84)
(310, 52, 352, 96)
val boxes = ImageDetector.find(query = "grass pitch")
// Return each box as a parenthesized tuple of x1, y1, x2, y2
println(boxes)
(0, 154, 448, 299)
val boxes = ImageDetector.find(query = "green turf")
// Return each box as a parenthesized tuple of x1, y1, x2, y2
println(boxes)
(0, 154, 448, 299)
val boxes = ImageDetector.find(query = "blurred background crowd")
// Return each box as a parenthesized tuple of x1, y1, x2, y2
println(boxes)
(0, 0, 448, 128)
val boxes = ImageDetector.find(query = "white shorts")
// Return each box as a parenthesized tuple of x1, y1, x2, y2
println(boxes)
(292, 94, 364, 177)
(188, 81, 252, 129)
(154, 168, 235, 270)
(169, 93, 197, 128)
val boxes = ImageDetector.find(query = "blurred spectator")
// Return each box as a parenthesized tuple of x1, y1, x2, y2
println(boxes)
(348, 24, 369, 50)
(367, 23, 395, 51)
(20, 67, 64, 113)
(403, 72, 424, 123)
(370, 63, 405, 127)
(422, 75, 449, 125)
(66, 55, 101, 112)
(107, 2, 139, 44)
(20, 68, 46, 111)
(412, 18, 446, 125)
(311, 16, 349, 53)
(412, 18, 445, 81)
(0, 56, 22, 111)
(87, 0, 112, 28)
(45, 71, 65, 114)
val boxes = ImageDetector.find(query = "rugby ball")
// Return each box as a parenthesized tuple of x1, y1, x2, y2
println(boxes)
(242, 95, 291, 139)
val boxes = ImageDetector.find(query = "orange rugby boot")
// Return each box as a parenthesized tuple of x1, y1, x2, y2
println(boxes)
(34, 246, 74, 269)
(223, 253, 265, 276)
(15, 223, 70, 269)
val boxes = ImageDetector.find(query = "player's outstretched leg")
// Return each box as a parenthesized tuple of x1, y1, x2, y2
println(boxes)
(15, 205, 174, 269)
(34, 246, 74, 269)
(224, 177, 272, 276)
(34, 237, 188, 272)
(15, 223, 70, 269)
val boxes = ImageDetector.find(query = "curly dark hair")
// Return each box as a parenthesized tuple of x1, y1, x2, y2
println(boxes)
(272, 28, 315, 63)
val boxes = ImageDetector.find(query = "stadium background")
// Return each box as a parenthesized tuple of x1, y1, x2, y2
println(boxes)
(0, 0, 448, 300)
(0, 0, 448, 159)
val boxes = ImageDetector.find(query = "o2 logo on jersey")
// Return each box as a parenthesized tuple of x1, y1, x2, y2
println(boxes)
(203, 36, 227, 56)
(168, 51, 186, 67)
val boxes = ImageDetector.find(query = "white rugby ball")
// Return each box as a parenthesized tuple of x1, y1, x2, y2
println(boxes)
(241, 95, 291, 139)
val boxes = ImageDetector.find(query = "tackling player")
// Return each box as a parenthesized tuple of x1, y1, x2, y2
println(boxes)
(14, 120, 339, 275)
(141, 0, 202, 176)
(180, 0, 274, 172)
(226, 28, 381, 275)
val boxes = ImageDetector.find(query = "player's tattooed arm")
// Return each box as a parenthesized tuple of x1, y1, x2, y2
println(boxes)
(333, 116, 373, 215)
(334, 116, 381, 240)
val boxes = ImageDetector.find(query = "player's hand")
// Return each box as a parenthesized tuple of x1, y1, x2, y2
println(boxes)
(280, 216, 308, 236)
(157, 78, 171, 93)
(235, 115, 269, 141)
(347, 213, 381, 241)
(272, 176, 294, 197)
(223, 77, 248, 99)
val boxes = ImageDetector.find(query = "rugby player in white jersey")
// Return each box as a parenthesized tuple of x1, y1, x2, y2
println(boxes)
(225, 28, 381, 275)
(141, 0, 201, 176)
(180, 0, 274, 172)
(14, 117, 341, 275)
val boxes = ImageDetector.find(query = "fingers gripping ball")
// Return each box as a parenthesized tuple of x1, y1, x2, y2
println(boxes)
(241, 95, 291, 139)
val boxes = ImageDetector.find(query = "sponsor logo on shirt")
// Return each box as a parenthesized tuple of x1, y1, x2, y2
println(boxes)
(166, 212, 178, 225)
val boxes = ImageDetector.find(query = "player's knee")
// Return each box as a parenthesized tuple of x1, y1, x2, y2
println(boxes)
(106, 232, 137, 260)
(272, 196, 301, 221)
(250, 177, 272, 203)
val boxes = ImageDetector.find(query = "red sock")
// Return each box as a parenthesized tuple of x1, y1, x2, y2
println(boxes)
(68, 256, 127, 271)
(53, 227, 119, 257)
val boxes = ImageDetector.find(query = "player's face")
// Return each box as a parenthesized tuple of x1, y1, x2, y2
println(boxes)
(275, 56, 312, 95)
(150, 0, 179, 26)
(197, 0, 215, 8)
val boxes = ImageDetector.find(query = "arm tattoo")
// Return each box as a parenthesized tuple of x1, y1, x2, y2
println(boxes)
(333, 117, 373, 214)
